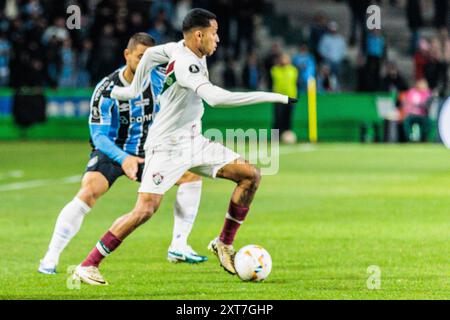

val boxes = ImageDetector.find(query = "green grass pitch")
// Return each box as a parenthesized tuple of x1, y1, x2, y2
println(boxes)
(0, 141, 448, 299)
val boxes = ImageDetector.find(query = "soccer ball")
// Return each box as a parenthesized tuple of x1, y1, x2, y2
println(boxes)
(234, 245, 272, 282)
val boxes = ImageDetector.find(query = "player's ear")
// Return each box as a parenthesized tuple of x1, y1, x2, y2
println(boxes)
(124, 48, 130, 61)
(194, 29, 203, 42)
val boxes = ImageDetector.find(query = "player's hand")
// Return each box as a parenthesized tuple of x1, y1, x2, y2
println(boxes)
(122, 156, 145, 181)
(288, 97, 298, 104)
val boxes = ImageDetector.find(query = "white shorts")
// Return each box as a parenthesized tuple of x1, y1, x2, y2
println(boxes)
(139, 134, 240, 194)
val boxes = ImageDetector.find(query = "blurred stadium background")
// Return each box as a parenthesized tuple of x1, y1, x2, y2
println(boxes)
(0, 0, 448, 142)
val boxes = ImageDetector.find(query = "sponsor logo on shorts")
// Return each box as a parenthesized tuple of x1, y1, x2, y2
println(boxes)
(152, 172, 164, 185)
(87, 156, 98, 168)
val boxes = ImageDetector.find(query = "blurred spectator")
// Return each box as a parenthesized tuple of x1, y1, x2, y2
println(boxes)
(77, 39, 93, 88)
(309, 12, 328, 63)
(406, 0, 424, 55)
(58, 38, 76, 88)
(364, 29, 387, 91)
(264, 42, 282, 89)
(242, 52, 262, 90)
(173, 0, 192, 34)
(42, 17, 69, 45)
(433, 0, 448, 29)
(148, 9, 173, 44)
(44, 35, 61, 87)
(435, 28, 450, 96)
(381, 62, 408, 93)
(234, 0, 259, 59)
(317, 64, 338, 92)
(271, 53, 298, 142)
(318, 21, 347, 79)
(0, 31, 11, 86)
(91, 24, 119, 83)
(150, 0, 174, 21)
(425, 37, 444, 91)
(222, 56, 238, 88)
(292, 42, 316, 93)
(128, 12, 147, 39)
(414, 38, 430, 80)
(347, 0, 370, 49)
(400, 79, 432, 142)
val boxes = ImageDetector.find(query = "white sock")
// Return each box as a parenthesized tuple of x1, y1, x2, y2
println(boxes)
(171, 180, 202, 248)
(42, 197, 91, 265)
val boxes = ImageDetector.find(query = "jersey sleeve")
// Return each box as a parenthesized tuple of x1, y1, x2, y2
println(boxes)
(110, 42, 178, 100)
(89, 77, 114, 125)
(89, 77, 129, 164)
(174, 57, 211, 92)
(196, 83, 289, 108)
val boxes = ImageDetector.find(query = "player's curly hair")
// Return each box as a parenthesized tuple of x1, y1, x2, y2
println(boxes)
(182, 8, 217, 33)
(127, 33, 155, 51)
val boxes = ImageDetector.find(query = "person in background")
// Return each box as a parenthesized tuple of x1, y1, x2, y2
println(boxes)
(242, 52, 262, 90)
(271, 53, 298, 144)
(414, 38, 430, 81)
(436, 28, 450, 97)
(364, 29, 386, 92)
(58, 38, 76, 88)
(264, 42, 282, 90)
(381, 61, 408, 93)
(318, 21, 347, 80)
(77, 38, 93, 88)
(406, 0, 424, 55)
(317, 63, 338, 92)
(292, 42, 315, 93)
(222, 56, 237, 88)
(401, 79, 432, 142)
(309, 12, 328, 63)
(0, 31, 11, 86)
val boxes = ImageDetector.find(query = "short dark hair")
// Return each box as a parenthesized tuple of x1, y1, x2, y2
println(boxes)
(182, 8, 217, 33)
(127, 33, 155, 51)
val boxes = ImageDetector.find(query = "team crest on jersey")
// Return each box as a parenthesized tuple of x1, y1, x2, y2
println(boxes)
(152, 172, 164, 185)
(189, 64, 200, 73)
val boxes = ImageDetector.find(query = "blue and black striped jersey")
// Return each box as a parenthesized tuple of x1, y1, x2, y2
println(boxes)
(89, 65, 165, 160)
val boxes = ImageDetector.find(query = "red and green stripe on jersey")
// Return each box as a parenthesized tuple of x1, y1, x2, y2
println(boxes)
(161, 61, 176, 94)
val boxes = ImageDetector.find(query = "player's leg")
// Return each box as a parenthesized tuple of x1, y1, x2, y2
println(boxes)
(38, 172, 109, 274)
(74, 192, 163, 285)
(74, 148, 188, 285)
(167, 171, 207, 263)
(208, 158, 262, 274)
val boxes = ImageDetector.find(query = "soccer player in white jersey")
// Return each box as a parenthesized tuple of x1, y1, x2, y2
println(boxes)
(38, 34, 207, 275)
(74, 8, 297, 285)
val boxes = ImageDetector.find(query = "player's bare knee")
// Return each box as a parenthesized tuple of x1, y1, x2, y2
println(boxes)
(77, 187, 100, 207)
(239, 166, 261, 192)
(133, 197, 160, 223)
(248, 166, 261, 190)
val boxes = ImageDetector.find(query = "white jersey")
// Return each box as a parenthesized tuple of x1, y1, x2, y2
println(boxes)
(111, 40, 290, 151)
(145, 41, 210, 148)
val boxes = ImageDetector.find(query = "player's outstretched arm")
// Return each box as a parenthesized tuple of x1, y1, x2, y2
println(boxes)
(109, 42, 179, 101)
(197, 83, 296, 108)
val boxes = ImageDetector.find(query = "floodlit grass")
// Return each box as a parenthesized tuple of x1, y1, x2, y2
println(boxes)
(0, 141, 448, 299)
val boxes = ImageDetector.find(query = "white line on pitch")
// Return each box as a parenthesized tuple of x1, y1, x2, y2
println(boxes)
(0, 170, 25, 181)
(0, 175, 81, 192)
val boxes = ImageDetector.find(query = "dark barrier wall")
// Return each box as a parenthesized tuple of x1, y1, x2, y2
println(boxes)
(0, 89, 438, 142)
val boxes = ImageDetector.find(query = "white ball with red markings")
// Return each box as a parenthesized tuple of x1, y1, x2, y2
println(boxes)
(234, 245, 272, 282)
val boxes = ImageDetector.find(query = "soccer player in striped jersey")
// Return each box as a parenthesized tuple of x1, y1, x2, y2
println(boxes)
(38, 33, 207, 275)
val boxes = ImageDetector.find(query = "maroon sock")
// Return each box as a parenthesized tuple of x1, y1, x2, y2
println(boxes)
(81, 231, 122, 267)
(219, 201, 249, 245)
